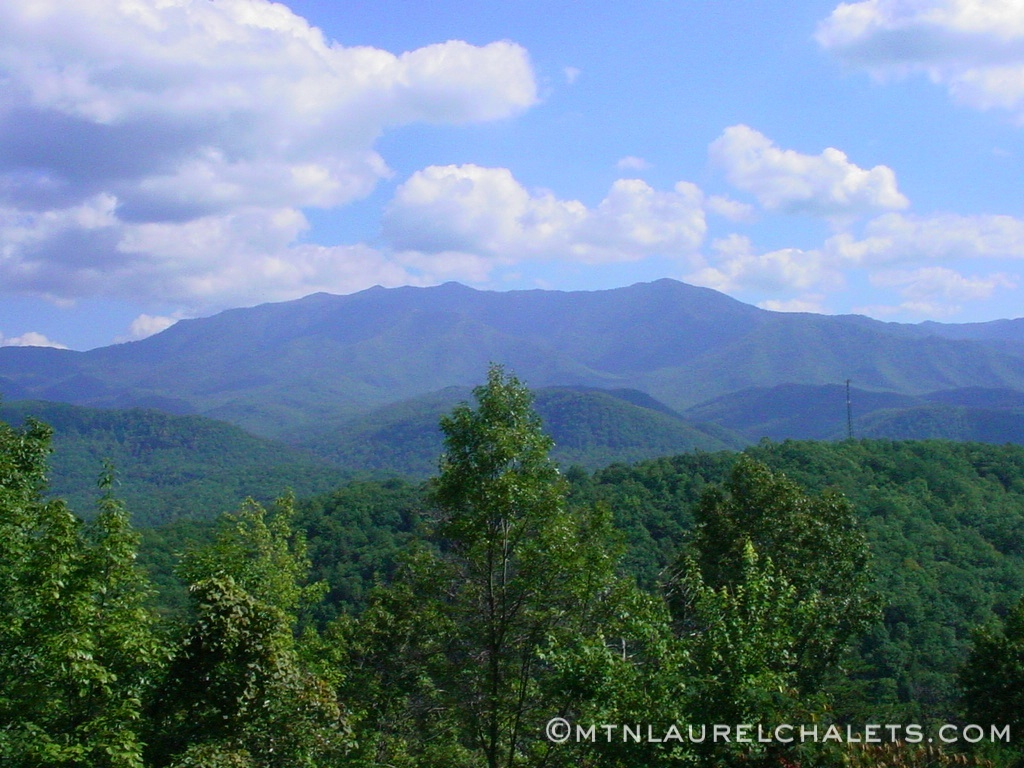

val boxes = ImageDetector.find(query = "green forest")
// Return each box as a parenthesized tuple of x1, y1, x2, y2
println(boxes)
(3, 367, 1024, 767)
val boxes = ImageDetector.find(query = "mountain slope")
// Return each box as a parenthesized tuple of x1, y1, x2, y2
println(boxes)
(0, 387, 745, 523)
(684, 383, 920, 441)
(0, 400, 352, 526)
(296, 386, 746, 476)
(685, 383, 1024, 444)
(3, 280, 1024, 438)
(851, 405, 1024, 443)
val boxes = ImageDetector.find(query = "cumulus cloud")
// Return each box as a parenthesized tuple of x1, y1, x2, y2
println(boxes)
(686, 234, 843, 294)
(826, 211, 1024, 264)
(0, 0, 536, 309)
(0, 330, 67, 348)
(817, 0, 1024, 116)
(116, 211, 421, 307)
(0, 196, 423, 308)
(0, 1, 535, 215)
(383, 164, 708, 265)
(685, 209, 1024, 319)
(709, 125, 909, 216)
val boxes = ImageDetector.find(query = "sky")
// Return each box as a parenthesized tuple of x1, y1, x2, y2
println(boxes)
(2, 0, 1024, 350)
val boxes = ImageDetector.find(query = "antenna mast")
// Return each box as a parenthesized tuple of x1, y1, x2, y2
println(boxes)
(846, 379, 853, 440)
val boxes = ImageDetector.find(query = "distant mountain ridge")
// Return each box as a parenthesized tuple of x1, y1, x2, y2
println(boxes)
(0, 386, 745, 523)
(3, 279, 1024, 440)
(294, 385, 745, 477)
(685, 383, 1024, 443)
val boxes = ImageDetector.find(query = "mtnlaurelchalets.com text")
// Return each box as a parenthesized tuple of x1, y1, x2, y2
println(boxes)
(544, 719, 1011, 746)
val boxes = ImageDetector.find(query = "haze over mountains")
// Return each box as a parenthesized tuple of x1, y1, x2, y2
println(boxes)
(3, 278, 1024, 492)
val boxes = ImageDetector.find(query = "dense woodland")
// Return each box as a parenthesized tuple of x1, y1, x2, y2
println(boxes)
(3, 367, 1024, 767)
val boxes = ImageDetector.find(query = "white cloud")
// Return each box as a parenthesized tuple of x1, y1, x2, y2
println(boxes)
(864, 264, 1015, 319)
(383, 164, 707, 264)
(709, 125, 909, 216)
(2, 162, 711, 309)
(686, 210, 1024, 319)
(616, 156, 651, 171)
(0, 1, 535, 216)
(706, 195, 756, 222)
(564, 66, 581, 84)
(686, 234, 843, 294)
(0, 331, 68, 348)
(817, 0, 1024, 116)
(0, 196, 423, 308)
(827, 211, 1024, 264)
(118, 313, 185, 343)
(758, 296, 829, 313)
(115, 209, 420, 307)
(0, 0, 536, 310)
(870, 265, 1016, 313)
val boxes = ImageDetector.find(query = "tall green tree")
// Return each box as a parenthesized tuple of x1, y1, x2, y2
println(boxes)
(674, 456, 878, 692)
(664, 457, 878, 765)
(348, 366, 659, 768)
(145, 497, 350, 768)
(0, 416, 159, 767)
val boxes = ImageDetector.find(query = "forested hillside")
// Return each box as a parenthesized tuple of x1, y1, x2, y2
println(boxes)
(290, 439, 1024, 726)
(0, 400, 352, 525)
(294, 385, 743, 476)
(4, 370, 1024, 767)
(0, 390, 742, 526)
(573, 440, 1024, 726)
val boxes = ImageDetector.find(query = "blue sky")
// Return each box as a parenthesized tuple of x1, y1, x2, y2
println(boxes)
(2, 0, 1024, 350)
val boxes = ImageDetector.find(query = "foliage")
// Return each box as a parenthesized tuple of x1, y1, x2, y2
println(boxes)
(0, 400, 352, 526)
(345, 366, 661, 768)
(12, 369, 1024, 768)
(674, 542, 815, 724)
(678, 456, 879, 692)
(295, 478, 426, 620)
(661, 460, 876, 766)
(176, 496, 325, 619)
(133, 435, 1024, 742)
(145, 498, 349, 767)
(0, 414, 160, 767)
(959, 594, 1024, 753)
(841, 742, 995, 767)
(574, 439, 1024, 724)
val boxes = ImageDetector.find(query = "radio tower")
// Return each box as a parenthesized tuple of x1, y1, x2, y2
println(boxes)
(846, 379, 853, 440)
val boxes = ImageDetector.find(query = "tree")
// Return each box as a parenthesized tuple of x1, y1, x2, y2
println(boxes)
(0, 415, 160, 767)
(664, 457, 878, 765)
(960, 595, 1024, 758)
(349, 366, 658, 768)
(674, 456, 878, 692)
(675, 541, 812, 722)
(145, 497, 350, 768)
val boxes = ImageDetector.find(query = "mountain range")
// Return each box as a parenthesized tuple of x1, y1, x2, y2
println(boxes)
(4, 278, 1024, 432)
(3, 278, 1024, 501)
